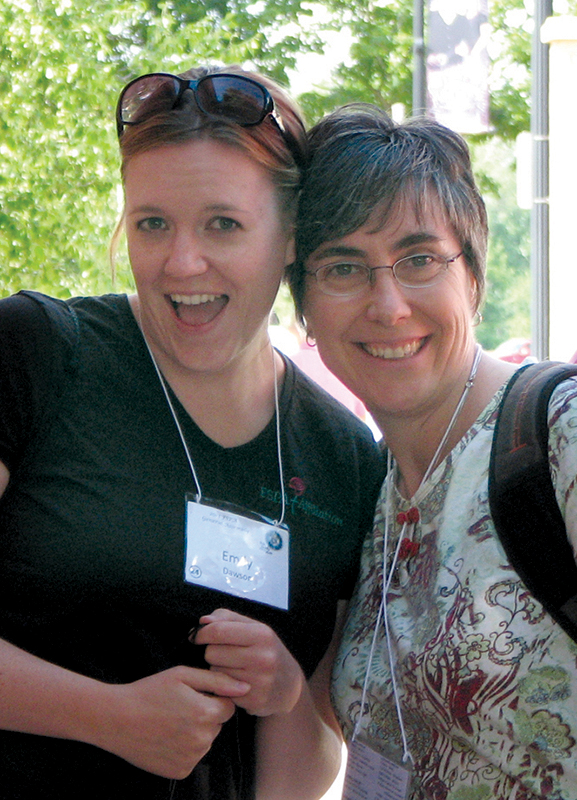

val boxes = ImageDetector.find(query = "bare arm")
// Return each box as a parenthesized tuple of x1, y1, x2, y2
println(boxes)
(0, 460, 250, 780)
(254, 602, 346, 800)
(0, 460, 9, 496)
(197, 602, 346, 799)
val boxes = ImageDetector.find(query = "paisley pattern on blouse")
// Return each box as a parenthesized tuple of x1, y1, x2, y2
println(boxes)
(332, 377, 577, 800)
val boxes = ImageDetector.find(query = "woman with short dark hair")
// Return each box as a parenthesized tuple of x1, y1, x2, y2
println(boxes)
(289, 103, 577, 799)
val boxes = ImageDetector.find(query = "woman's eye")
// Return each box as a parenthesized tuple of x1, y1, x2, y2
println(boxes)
(137, 217, 167, 232)
(208, 216, 240, 232)
(406, 254, 435, 268)
(325, 263, 362, 278)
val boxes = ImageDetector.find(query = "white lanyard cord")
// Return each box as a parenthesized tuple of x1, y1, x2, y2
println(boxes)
(381, 460, 414, 764)
(272, 350, 287, 526)
(143, 336, 203, 499)
(352, 459, 413, 764)
(140, 329, 286, 525)
(353, 598, 384, 741)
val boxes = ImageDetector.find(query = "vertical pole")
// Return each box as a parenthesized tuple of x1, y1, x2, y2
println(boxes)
(413, 0, 427, 116)
(531, 0, 552, 360)
(540, 17, 577, 361)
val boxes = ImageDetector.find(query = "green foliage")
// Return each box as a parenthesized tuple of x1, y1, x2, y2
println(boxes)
(0, 0, 123, 296)
(298, 0, 414, 122)
(296, 0, 565, 140)
(486, 0, 533, 140)
(0, 0, 312, 298)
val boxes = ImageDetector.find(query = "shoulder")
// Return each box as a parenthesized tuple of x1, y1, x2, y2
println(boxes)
(66, 293, 133, 333)
(549, 373, 577, 418)
(283, 356, 372, 434)
(0, 292, 81, 471)
(0, 291, 133, 362)
(543, 370, 577, 521)
(283, 356, 382, 453)
(548, 374, 577, 464)
(0, 290, 80, 371)
(281, 357, 385, 504)
(0, 290, 75, 335)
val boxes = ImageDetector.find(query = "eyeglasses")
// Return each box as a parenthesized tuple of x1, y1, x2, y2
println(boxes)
(116, 71, 302, 165)
(306, 252, 463, 296)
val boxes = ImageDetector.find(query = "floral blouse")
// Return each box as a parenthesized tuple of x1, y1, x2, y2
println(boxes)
(332, 376, 577, 800)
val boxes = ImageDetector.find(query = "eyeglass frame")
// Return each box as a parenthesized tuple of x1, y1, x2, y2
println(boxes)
(305, 251, 464, 296)
(115, 71, 304, 167)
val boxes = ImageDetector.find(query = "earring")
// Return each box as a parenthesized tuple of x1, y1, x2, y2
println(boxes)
(305, 331, 316, 347)
(473, 311, 483, 327)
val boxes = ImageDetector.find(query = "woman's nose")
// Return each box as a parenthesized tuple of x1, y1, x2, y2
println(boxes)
(365, 269, 412, 324)
(164, 232, 209, 277)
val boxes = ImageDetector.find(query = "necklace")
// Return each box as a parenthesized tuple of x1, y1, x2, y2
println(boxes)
(421, 343, 483, 486)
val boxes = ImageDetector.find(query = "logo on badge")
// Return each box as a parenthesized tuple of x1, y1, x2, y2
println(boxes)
(189, 565, 202, 579)
(266, 530, 283, 551)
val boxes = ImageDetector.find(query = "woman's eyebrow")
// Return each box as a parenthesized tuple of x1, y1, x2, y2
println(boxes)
(310, 245, 366, 262)
(392, 231, 442, 249)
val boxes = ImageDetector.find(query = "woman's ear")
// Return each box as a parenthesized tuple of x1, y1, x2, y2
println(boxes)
(469, 275, 480, 315)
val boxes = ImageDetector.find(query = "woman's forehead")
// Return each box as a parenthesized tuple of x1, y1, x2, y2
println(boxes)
(338, 195, 453, 245)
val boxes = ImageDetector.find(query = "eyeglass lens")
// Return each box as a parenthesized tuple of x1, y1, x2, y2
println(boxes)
(119, 74, 269, 128)
(120, 75, 180, 126)
(196, 76, 269, 124)
(394, 254, 445, 285)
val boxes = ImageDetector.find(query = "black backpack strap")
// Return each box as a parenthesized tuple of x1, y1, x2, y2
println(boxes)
(489, 361, 577, 642)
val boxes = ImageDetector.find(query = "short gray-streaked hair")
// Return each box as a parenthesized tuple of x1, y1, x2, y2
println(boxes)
(288, 103, 488, 322)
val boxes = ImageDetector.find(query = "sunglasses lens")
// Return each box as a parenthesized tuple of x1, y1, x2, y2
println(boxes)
(196, 75, 270, 125)
(120, 75, 180, 126)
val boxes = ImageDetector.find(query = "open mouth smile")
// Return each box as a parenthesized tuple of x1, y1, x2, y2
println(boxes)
(169, 293, 229, 325)
(361, 338, 426, 360)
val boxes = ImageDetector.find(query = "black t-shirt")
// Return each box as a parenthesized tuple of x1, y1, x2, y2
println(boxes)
(0, 291, 385, 799)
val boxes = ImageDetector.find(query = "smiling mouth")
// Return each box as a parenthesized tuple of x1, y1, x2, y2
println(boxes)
(361, 338, 426, 360)
(169, 293, 229, 325)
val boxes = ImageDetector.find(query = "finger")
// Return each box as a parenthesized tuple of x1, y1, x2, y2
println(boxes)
(202, 694, 239, 724)
(199, 608, 254, 625)
(197, 616, 276, 649)
(195, 622, 256, 648)
(203, 644, 256, 671)
(209, 664, 248, 683)
(176, 666, 250, 697)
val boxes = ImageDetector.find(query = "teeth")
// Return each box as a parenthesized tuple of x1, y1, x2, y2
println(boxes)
(363, 340, 423, 360)
(170, 294, 221, 305)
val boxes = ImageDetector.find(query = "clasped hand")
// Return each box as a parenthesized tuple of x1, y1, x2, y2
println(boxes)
(194, 608, 304, 717)
(94, 665, 248, 779)
(94, 609, 303, 779)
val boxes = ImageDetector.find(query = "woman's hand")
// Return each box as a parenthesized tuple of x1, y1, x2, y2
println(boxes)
(0, 636, 250, 782)
(195, 609, 304, 717)
(93, 666, 250, 779)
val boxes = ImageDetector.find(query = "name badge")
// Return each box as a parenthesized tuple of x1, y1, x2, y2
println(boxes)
(343, 738, 413, 800)
(184, 495, 290, 610)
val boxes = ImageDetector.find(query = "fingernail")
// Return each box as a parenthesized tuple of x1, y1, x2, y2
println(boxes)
(187, 624, 205, 644)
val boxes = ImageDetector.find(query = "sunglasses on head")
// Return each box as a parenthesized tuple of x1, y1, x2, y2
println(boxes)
(116, 71, 303, 166)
